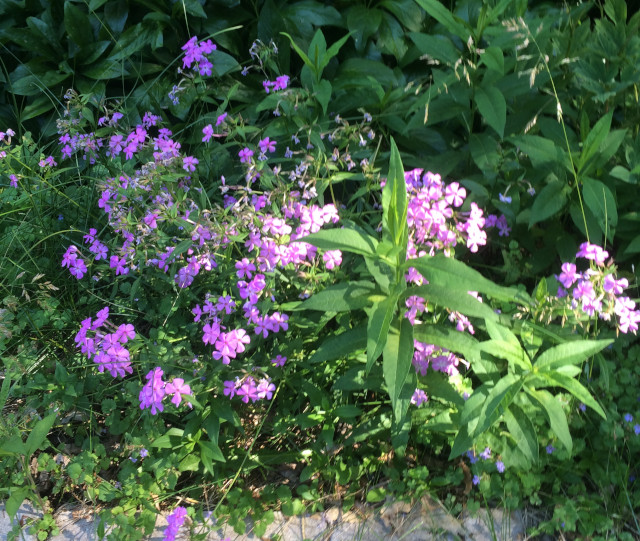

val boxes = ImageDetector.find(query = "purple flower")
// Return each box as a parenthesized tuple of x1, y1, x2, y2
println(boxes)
(238, 147, 254, 164)
(139, 367, 166, 415)
(625, 413, 633, 423)
(480, 447, 491, 460)
(496, 460, 505, 473)
(635, 424, 640, 435)
(271, 355, 287, 367)
(140, 448, 148, 458)
(410, 389, 428, 406)
(576, 242, 609, 266)
(472, 475, 481, 486)
(163, 506, 187, 541)
(202, 124, 214, 142)
(215, 112, 227, 126)
(183, 156, 199, 172)
(546, 444, 555, 455)
(165, 378, 192, 406)
(258, 137, 276, 154)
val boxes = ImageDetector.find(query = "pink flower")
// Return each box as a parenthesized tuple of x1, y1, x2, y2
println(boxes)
(165, 378, 192, 406)
(183, 156, 199, 171)
(258, 137, 276, 154)
(238, 147, 254, 164)
(202, 124, 214, 142)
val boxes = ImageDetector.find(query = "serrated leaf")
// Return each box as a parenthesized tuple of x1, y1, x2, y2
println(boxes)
(475, 86, 506, 138)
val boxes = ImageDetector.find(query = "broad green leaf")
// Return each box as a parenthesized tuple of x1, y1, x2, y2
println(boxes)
(509, 135, 567, 169)
(526, 388, 572, 454)
(313, 79, 332, 114)
(334, 405, 363, 419)
(6, 487, 31, 518)
(485, 318, 519, 346)
(423, 371, 465, 408)
(383, 318, 414, 420)
(199, 440, 226, 464)
(582, 177, 617, 240)
(309, 326, 367, 363)
(504, 403, 539, 463)
(364, 256, 393, 293)
(408, 32, 461, 65)
(537, 372, 606, 419)
(408, 284, 498, 321)
(281, 32, 314, 71)
(382, 138, 408, 261)
(301, 227, 378, 256)
(460, 384, 490, 426)
(471, 374, 524, 437)
(307, 29, 327, 77)
(535, 339, 613, 372)
(299, 281, 376, 312)
(578, 111, 612, 174)
(449, 424, 474, 459)
(479, 340, 532, 371)
(480, 46, 504, 74)
(528, 178, 569, 227)
(366, 294, 398, 373)
(469, 133, 501, 171)
(64, 3, 93, 47)
(25, 413, 57, 457)
(412, 323, 480, 364)
(408, 254, 529, 304)
(413, 0, 472, 40)
(347, 6, 382, 51)
(322, 31, 353, 72)
(624, 234, 640, 254)
(475, 86, 506, 139)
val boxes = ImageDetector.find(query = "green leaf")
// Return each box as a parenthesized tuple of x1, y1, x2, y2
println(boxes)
(449, 423, 473, 459)
(408, 254, 529, 304)
(382, 138, 408, 261)
(199, 440, 226, 477)
(322, 31, 353, 73)
(64, 3, 93, 47)
(412, 323, 480, 364)
(6, 487, 31, 518)
(475, 86, 506, 138)
(504, 403, 539, 463)
(582, 178, 617, 241)
(408, 32, 461, 65)
(301, 226, 378, 256)
(366, 294, 398, 373)
(471, 374, 524, 438)
(383, 318, 414, 422)
(528, 178, 569, 227)
(299, 281, 376, 312)
(313, 79, 332, 114)
(281, 32, 314, 72)
(479, 340, 532, 371)
(526, 388, 572, 454)
(408, 284, 498, 321)
(0, 374, 12, 413)
(480, 46, 504, 74)
(309, 325, 367, 363)
(578, 111, 612, 174)
(334, 405, 363, 419)
(413, 0, 472, 40)
(25, 413, 56, 457)
(535, 339, 613, 372)
(537, 372, 606, 419)
(347, 6, 382, 51)
(509, 135, 567, 169)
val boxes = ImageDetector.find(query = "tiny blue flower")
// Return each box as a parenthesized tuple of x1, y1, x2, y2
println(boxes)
(624, 413, 633, 423)
(499, 193, 512, 204)
(546, 445, 555, 455)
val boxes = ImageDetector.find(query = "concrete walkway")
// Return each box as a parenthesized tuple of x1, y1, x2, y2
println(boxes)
(1, 497, 526, 540)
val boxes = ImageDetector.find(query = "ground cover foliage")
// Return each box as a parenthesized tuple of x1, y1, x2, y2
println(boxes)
(1, 0, 640, 539)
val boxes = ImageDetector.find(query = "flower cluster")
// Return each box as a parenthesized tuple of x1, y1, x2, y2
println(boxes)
(163, 506, 187, 541)
(223, 376, 276, 403)
(181, 36, 217, 75)
(412, 341, 470, 378)
(139, 367, 192, 415)
(74, 307, 136, 377)
(62, 245, 87, 279)
(555, 242, 640, 334)
(262, 75, 290, 93)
